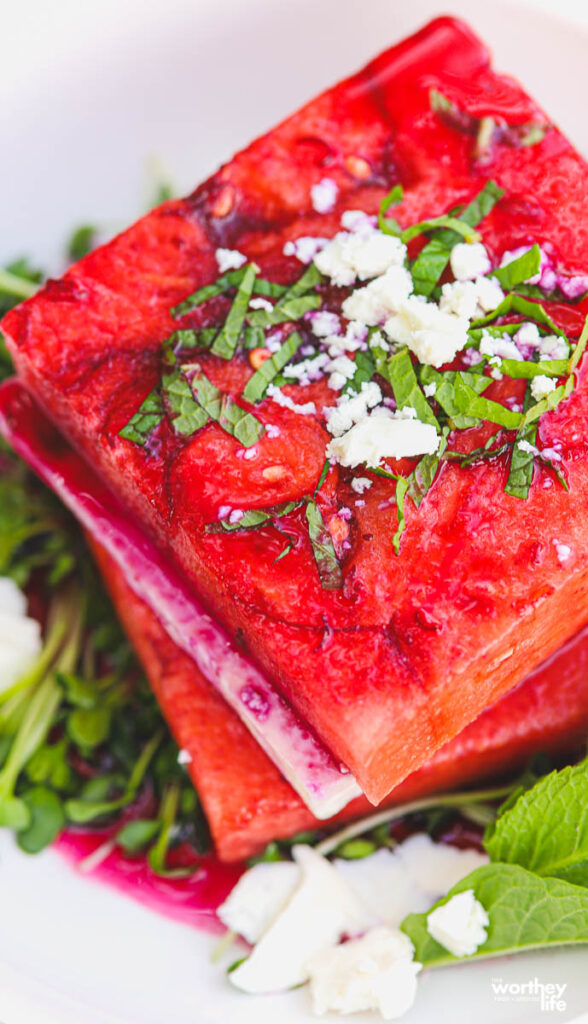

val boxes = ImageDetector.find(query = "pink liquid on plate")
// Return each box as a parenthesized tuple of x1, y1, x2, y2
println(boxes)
(57, 830, 244, 934)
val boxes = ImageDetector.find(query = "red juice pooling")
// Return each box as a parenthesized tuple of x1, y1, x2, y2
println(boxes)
(57, 831, 244, 933)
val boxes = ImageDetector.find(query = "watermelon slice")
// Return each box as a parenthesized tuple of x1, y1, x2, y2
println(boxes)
(94, 535, 588, 862)
(3, 17, 588, 807)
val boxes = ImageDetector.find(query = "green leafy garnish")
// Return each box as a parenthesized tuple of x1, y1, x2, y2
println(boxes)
(189, 366, 265, 447)
(342, 350, 376, 396)
(162, 366, 209, 436)
(242, 331, 304, 403)
(118, 387, 165, 445)
(453, 376, 523, 429)
(67, 225, 97, 262)
(205, 501, 300, 534)
(378, 348, 439, 428)
(378, 184, 404, 236)
(211, 264, 257, 360)
(400, 216, 480, 246)
(305, 500, 343, 590)
(490, 244, 541, 290)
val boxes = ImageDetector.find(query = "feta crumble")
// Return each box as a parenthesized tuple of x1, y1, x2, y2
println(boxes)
(307, 927, 422, 1021)
(249, 296, 273, 312)
(325, 382, 383, 437)
(351, 476, 372, 494)
(450, 242, 491, 281)
(327, 355, 357, 391)
(423, 383, 437, 398)
(215, 248, 247, 273)
(426, 889, 489, 957)
(0, 577, 43, 695)
(517, 439, 537, 455)
(311, 178, 338, 214)
(314, 230, 407, 287)
(218, 861, 300, 944)
(479, 330, 522, 362)
(530, 374, 557, 402)
(177, 748, 192, 766)
(553, 539, 572, 565)
(283, 236, 329, 264)
(342, 266, 414, 325)
(385, 297, 469, 368)
(440, 276, 504, 319)
(326, 408, 439, 469)
(228, 846, 371, 994)
(267, 385, 317, 416)
(310, 311, 342, 338)
(340, 209, 377, 234)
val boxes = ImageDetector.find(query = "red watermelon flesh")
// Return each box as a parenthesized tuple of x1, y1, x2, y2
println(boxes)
(4, 18, 588, 804)
(93, 536, 588, 863)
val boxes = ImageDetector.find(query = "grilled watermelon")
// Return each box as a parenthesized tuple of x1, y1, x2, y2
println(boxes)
(3, 17, 588, 806)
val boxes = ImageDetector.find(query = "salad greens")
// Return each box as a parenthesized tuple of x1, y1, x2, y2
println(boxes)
(0, 258, 209, 869)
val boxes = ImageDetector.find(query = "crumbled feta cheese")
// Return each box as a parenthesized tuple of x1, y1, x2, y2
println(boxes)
(553, 539, 572, 565)
(479, 330, 522, 362)
(530, 374, 557, 402)
(283, 236, 329, 264)
(340, 209, 377, 234)
(315, 231, 407, 287)
(218, 861, 300, 944)
(440, 276, 504, 319)
(385, 297, 469, 367)
(326, 408, 439, 468)
(517, 439, 537, 455)
(311, 178, 338, 214)
(326, 320, 369, 357)
(515, 321, 541, 348)
(307, 927, 422, 1021)
(310, 311, 342, 338)
(217, 505, 232, 519)
(249, 296, 273, 312)
(215, 248, 247, 273)
(539, 334, 570, 360)
(229, 846, 371, 994)
(426, 889, 489, 957)
(267, 385, 317, 416)
(450, 242, 491, 282)
(334, 848, 431, 927)
(351, 476, 372, 494)
(328, 355, 357, 391)
(0, 577, 43, 695)
(177, 748, 192, 765)
(326, 382, 383, 437)
(229, 509, 244, 524)
(265, 423, 281, 438)
(423, 383, 437, 398)
(394, 834, 489, 902)
(282, 353, 329, 386)
(342, 266, 414, 325)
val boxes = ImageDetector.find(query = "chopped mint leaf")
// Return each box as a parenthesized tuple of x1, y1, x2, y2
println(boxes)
(305, 500, 343, 590)
(243, 326, 266, 350)
(242, 331, 304, 403)
(401, 215, 480, 246)
(206, 501, 301, 534)
(119, 387, 164, 445)
(162, 367, 209, 436)
(453, 376, 523, 429)
(402, 863, 588, 967)
(420, 367, 491, 429)
(494, 357, 568, 380)
(246, 293, 321, 329)
(282, 263, 323, 300)
(211, 264, 257, 360)
(472, 293, 567, 339)
(410, 181, 504, 296)
(378, 184, 404, 236)
(392, 476, 409, 554)
(190, 366, 265, 447)
(491, 244, 541, 290)
(343, 350, 376, 396)
(379, 348, 439, 428)
(407, 430, 449, 508)
(171, 269, 287, 319)
(505, 425, 537, 499)
(520, 377, 573, 429)
(314, 459, 331, 497)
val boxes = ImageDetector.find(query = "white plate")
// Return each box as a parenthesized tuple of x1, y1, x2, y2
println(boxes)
(2, 1, 588, 1022)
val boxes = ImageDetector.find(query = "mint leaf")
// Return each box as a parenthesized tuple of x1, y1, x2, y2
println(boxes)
(402, 863, 588, 967)
(205, 501, 300, 534)
(305, 500, 343, 590)
(190, 367, 265, 447)
(420, 367, 491, 429)
(343, 351, 376, 396)
(491, 244, 541, 290)
(162, 367, 209, 436)
(378, 185, 403, 236)
(411, 181, 504, 297)
(496, 357, 568, 380)
(119, 387, 164, 445)
(242, 331, 304, 403)
(520, 377, 573, 428)
(485, 758, 588, 886)
(505, 426, 537, 499)
(379, 348, 439, 428)
(453, 375, 523, 429)
(570, 313, 588, 374)
(401, 216, 480, 246)
(247, 294, 321, 329)
(392, 476, 409, 554)
(171, 268, 287, 318)
(472, 293, 567, 339)
(407, 430, 448, 507)
(211, 264, 257, 360)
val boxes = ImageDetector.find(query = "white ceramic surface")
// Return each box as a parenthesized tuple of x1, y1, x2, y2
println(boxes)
(2, 1, 588, 1022)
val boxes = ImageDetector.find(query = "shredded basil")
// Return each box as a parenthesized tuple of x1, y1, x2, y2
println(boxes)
(472, 293, 567, 339)
(406, 430, 449, 508)
(246, 294, 321, 329)
(118, 388, 164, 445)
(569, 314, 588, 374)
(378, 184, 404, 236)
(210, 264, 257, 360)
(242, 331, 304, 403)
(189, 366, 265, 447)
(162, 367, 209, 437)
(206, 501, 300, 534)
(314, 459, 331, 497)
(489, 358, 568, 380)
(305, 500, 343, 590)
(392, 476, 409, 554)
(453, 375, 523, 429)
(491, 244, 541, 290)
(401, 216, 480, 246)
(520, 377, 573, 429)
(420, 367, 491, 429)
(379, 348, 439, 428)
(171, 268, 287, 318)
(343, 350, 376, 396)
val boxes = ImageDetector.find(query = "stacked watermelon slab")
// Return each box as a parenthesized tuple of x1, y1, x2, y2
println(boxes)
(3, 16, 588, 857)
